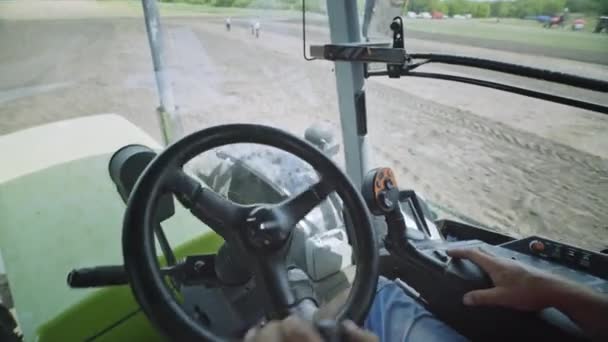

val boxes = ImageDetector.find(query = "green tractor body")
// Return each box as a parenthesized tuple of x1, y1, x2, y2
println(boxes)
(0, 114, 220, 341)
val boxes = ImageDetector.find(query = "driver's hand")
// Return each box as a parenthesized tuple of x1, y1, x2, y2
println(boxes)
(447, 248, 556, 311)
(244, 316, 377, 342)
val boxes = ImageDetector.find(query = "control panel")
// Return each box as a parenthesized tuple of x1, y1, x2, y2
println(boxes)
(363, 167, 608, 297)
(411, 236, 608, 295)
(500, 236, 608, 281)
(365, 166, 602, 339)
(488, 236, 608, 295)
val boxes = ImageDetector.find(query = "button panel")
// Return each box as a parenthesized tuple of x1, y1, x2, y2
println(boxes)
(500, 236, 608, 281)
(487, 244, 608, 296)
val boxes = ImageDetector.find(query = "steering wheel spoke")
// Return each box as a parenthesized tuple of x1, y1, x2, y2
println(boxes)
(169, 170, 248, 239)
(253, 255, 295, 320)
(274, 179, 334, 229)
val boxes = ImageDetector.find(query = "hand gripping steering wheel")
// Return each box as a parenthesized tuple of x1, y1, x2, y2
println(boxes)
(122, 124, 378, 341)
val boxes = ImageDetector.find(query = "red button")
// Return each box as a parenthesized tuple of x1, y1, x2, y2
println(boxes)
(529, 240, 545, 253)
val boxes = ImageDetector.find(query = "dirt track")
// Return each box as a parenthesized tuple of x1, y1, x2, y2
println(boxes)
(1, 2, 607, 251)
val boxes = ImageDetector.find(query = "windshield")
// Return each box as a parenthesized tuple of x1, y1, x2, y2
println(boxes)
(1, 0, 607, 339)
(360, 0, 607, 254)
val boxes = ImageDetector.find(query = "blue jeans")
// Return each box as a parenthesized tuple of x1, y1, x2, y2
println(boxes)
(364, 277, 469, 342)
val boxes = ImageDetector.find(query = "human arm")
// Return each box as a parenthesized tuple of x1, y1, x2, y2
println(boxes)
(447, 248, 608, 341)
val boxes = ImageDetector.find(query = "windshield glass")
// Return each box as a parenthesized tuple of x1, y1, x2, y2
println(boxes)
(361, 0, 607, 254)
(1, 0, 607, 340)
(1, 2, 344, 339)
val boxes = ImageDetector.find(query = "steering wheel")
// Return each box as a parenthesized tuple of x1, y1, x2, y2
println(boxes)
(122, 124, 379, 341)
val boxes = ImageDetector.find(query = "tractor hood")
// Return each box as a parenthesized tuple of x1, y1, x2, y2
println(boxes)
(0, 115, 204, 341)
(0, 114, 160, 184)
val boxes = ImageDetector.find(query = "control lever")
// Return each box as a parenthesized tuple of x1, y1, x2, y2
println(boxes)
(362, 168, 414, 247)
(67, 265, 129, 288)
(67, 255, 219, 289)
(362, 168, 444, 269)
(362, 167, 400, 216)
(67, 264, 179, 288)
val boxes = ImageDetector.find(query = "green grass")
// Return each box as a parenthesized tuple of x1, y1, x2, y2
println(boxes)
(404, 18, 608, 54)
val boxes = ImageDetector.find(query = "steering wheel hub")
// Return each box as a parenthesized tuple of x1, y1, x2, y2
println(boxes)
(245, 206, 292, 250)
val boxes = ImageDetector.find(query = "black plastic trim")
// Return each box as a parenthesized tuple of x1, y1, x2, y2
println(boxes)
(402, 71, 608, 114)
(409, 54, 608, 92)
(355, 91, 368, 135)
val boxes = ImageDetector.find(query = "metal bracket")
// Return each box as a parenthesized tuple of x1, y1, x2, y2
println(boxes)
(309, 43, 408, 65)
(310, 17, 412, 79)
(178, 254, 220, 287)
(388, 16, 405, 78)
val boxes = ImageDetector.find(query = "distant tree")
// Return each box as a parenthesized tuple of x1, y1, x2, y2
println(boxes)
(512, 0, 543, 17)
(409, 0, 432, 12)
(430, 0, 448, 12)
(473, 2, 491, 17)
(543, 0, 567, 14)
(491, 1, 513, 17)
(213, 0, 234, 6)
(565, 0, 591, 12)
(593, 0, 608, 14)
(446, 0, 471, 15)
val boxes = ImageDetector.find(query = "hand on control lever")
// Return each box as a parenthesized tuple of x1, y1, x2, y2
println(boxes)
(447, 248, 553, 311)
(448, 248, 608, 341)
(244, 316, 377, 342)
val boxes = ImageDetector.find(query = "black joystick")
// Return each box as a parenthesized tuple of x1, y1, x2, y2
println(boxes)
(362, 168, 420, 252)
(362, 167, 400, 215)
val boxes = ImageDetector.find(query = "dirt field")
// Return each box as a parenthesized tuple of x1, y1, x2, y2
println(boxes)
(1, 1, 607, 252)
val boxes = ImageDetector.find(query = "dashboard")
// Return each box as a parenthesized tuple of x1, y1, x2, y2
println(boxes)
(412, 234, 608, 298)
(381, 217, 607, 340)
(495, 236, 608, 294)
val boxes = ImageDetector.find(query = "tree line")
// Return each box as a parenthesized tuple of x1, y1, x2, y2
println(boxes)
(410, 0, 607, 18)
(163, 0, 607, 17)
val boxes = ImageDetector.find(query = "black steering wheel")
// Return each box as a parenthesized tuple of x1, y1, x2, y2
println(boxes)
(122, 124, 379, 341)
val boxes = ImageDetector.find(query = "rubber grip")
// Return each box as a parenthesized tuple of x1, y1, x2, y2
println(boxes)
(67, 265, 128, 288)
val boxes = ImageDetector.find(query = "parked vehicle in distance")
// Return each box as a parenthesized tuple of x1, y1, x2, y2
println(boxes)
(418, 12, 431, 19)
(536, 15, 551, 23)
(544, 14, 566, 28)
(406, 11, 417, 19)
(432, 11, 444, 19)
(572, 18, 585, 31)
(594, 16, 608, 33)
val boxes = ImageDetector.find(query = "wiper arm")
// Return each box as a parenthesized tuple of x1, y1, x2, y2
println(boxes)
(396, 71, 608, 115)
(309, 14, 607, 114)
(310, 43, 608, 114)
(365, 59, 608, 114)
(406, 54, 607, 93)
(310, 44, 608, 93)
